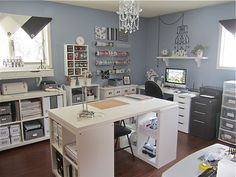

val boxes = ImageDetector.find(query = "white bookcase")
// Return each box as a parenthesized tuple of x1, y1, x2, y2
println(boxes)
(65, 84, 100, 106)
(218, 80, 236, 145)
(0, 90, 66, 151)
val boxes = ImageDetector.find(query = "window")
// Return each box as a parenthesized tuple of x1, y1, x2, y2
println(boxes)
(217, 19, 236, 70)
(0, 25, 51, 68)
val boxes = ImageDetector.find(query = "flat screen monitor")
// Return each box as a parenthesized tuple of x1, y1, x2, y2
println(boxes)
(165, 68, 187, 88)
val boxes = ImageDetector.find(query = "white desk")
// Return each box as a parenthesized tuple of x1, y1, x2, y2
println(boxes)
(137, 85, 196, 96)
(49, 96, 179, 177)
(137, 85, 198, 133)
(162, 143, 232, 177)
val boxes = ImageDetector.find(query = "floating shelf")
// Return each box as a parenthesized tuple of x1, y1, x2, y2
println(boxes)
(156, 56, 208, 67)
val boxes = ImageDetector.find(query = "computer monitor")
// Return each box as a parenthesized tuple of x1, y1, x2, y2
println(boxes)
(165, 68, 187, 89)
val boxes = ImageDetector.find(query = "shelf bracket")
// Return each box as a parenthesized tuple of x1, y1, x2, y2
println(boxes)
(163, 58, 169, 66)
(194, 58, 201, 67)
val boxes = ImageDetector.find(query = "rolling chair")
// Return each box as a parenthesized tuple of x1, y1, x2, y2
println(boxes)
(114, 120, 135, 160)
(145, 80, 173, 101)
(145, 80, 163, 99)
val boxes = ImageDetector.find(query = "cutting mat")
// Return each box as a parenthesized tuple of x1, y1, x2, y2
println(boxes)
(89, 99, 128, 109)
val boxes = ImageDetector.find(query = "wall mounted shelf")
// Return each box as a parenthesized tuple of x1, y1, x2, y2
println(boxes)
(156, 56, 208, 67)
(0, 69, 54, 80)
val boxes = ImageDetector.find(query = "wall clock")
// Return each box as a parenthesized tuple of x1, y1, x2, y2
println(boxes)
(76, 36, 85, 45)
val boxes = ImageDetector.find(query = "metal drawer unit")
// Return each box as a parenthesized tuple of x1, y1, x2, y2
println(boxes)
(190, 96, 218, 140)
(218, 80, 236, 145)
(173, 93, 196, 133)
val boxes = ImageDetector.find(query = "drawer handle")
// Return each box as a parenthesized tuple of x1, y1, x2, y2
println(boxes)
(0, 108, 6, 111)
(179, 114, 184, 117)
(195, 102, 207, 106)
(178, 96, 185, 99)
(193, 119, 205, 124)
(179, 107, 184, 110)
(178, 122, 184, 125)
(32, 133, 38, 137)
(1, 118, 6, 121)
(178, 102, 185, 104)
(194, 111, 206, 115)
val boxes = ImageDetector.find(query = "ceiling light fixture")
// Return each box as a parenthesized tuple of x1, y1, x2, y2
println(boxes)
(117, 0, 142, 34)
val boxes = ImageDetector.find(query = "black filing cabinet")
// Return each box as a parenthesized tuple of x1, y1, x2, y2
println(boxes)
(190, 96, 218, 140)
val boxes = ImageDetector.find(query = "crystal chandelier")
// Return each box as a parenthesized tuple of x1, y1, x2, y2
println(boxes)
(117, 0, 142, 34)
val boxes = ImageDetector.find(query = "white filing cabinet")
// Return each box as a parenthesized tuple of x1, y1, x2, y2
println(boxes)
(174, 93, 198, 133)
(100, 85, 137, 99)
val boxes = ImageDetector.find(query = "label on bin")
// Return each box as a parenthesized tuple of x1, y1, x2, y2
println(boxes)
(227, 112, 234, 117)
(226, 123, 233, 128)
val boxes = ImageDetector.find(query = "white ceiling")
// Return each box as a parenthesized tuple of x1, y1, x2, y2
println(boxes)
(49, 0, 232, 17)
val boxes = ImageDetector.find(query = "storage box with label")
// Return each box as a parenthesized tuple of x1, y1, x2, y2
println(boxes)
(0, 137, 10, 147)
(0, 114, 12, 124)
(0, 103, 11, 115)
(23, 121, 44, 140)
(0, 126, 9, 139)
(10, 124, 21, 136)
(11, 135, 21, 144)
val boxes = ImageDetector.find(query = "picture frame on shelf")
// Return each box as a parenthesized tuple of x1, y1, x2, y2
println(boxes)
(123, 75, 131, 85)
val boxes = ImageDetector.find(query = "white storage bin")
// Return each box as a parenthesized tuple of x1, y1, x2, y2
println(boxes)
(0, 126, 9, 139)
(139, 118, 158, 138)
(221, 107, 236, 121)
(220, 118, 236, 132)
(223, 95, 236, 108)
(11, 135, 21, 144)
(219, 129, 236, 144)
(10, 124, 21, 136)
(0, 137, 10, 147)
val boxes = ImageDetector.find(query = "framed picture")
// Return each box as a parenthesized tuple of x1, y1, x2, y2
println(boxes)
(123, 75, 131, 85)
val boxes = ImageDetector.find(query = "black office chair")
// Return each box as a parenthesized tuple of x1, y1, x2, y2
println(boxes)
(114, 120, 135, 160)
(145, 80, 173, 101)
(145, 80, 163, 99)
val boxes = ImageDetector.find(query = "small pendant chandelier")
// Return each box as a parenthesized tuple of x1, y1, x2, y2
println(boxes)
(117, 0, 142, 34)
(174, 16, 190, 53)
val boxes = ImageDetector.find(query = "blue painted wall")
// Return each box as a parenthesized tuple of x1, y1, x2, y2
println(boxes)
(0, 1, 147, 89)
(0, 1, 235, 91)
(145, 2, 236, 90)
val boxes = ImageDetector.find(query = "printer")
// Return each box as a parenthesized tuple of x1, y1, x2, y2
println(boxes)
(200, 86, 223, 99)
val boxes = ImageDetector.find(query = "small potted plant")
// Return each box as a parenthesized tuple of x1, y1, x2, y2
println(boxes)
(65, 76, 76, 87)
(191, 44, 207, 57)
(85, 71, 93, 86)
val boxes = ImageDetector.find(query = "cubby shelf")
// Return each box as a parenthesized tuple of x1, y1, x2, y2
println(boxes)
(0, 90, 65, 151)
(156, 56, 208, 67)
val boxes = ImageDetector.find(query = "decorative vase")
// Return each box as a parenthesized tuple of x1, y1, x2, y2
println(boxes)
(196, 49, 203, 57)
(78, 77, 85, 86)
(86, 78, 92, 86)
